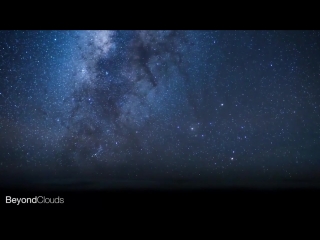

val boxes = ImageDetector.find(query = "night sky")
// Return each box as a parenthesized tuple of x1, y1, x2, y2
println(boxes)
(1, 30, 320, 188)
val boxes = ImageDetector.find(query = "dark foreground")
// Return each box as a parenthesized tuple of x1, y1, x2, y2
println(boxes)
(1, 176, 320, 190)
(1, 178, 320, 210)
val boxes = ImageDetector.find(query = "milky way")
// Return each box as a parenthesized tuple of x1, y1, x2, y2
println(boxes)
(1, 30, 320, 183)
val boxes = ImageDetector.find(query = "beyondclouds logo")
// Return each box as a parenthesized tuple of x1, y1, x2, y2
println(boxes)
(6, 196, 64, 205)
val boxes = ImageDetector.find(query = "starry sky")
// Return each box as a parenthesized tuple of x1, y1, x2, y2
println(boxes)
(1, 30, 320, 187)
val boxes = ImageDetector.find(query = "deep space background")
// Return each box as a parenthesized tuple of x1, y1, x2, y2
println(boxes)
(0, 30, 320, 189)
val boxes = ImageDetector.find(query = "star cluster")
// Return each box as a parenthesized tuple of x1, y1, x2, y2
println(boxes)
(0, 30, 320, 184)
